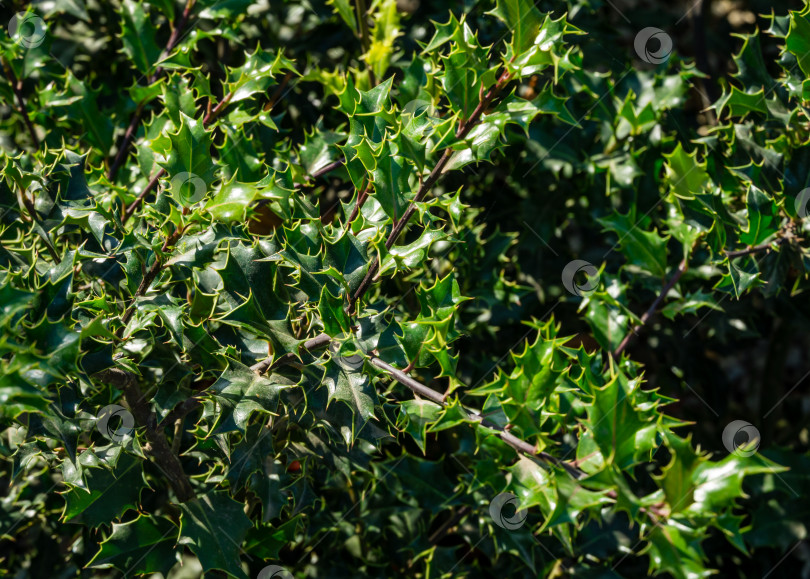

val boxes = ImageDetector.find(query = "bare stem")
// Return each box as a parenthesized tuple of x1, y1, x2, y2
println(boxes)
(350, 71, 513, 312)
(345, 178, 371, 229)
(108, 102, 145, 180)
(1, 56, 40, 149)
(108, 0, 197, 181)
(311, 158, 345, 180)
(123, 168, 165, 224)
(355, 0, 376, 86)
(97, 368, 195, 502)
(18, 187, 60, 263)
(725, 236, 786, 258)
(251, 333, 585, 479)
(120, 227, 183, 326)
(613, 257, 689, 357)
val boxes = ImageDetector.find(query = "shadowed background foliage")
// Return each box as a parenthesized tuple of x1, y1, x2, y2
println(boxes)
(2, 0, 810, 577)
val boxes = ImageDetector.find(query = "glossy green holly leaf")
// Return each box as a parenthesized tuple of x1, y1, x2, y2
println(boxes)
(644, 523, 712, 579)
(686, 452, 787, 513)
(585, 373, 658, 469)
(664, 143, 711, 200)
(371, 140, 412, 222)
(365, 0, 401, 79)
(119, 0, 162, 75)
(654, 433, 703, 514)
(44, 71, 115, 152)
(415, 274, 470, 319)
(715, 86, 768, 118)
(488, 0, 544, 53)
(209, 362, 294, 432)
(714, 260, 762, 298)
(152, 113, 217, 191)
(178, 491, 252, 579)
(598, 210, 668, 278)
(62, 453, 148, 528)
(739, 185, 779, 246)
(318, 286, 352, 336)
(224, 48, 297, 104)
(543, 469, 612, 529)
(327, 0, 357, 33)
(205, 175, 291, 223)
(786, 7, 810, 77)
(436, 19, 492, 119)
(660, 290, 722, 320)
(88, 515, 178, 575)
(322, 358, 377, 424)
(161, 74, 198, 127)
(399, 399, 442, 453)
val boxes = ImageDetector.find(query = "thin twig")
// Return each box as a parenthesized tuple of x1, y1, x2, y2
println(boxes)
(251, 333, 584, 477)
(428, 506, 472, 545)
(108, 0, 197, 180)
(355, 0, 376, 87)
(345, 178, 371, 229)
(108, 102, 146, 180)
(123, 86, 237, 224)
(18, 187, 60, 263)
(250, 333, 332, 375)
(350, 71, 514, 312)
(120, 227, 183, 326)
(123, 168, 165, 224)
(311, 159, 345, 180)
(613, 257, 689, 357)
(370, 355, 585, 479)
(96, 368, 195, 502)
(202, 92, 233, 125)
(725, 236, 786, 258)
(1, 56, 40, 149)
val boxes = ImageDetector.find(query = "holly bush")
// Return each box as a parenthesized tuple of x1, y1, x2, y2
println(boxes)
(2, 0, 810, 577)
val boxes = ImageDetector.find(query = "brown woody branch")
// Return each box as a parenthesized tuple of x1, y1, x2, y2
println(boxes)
(345, 178, 371, 229)
(108, 0, 197, 181)
(349, 70, 514, 312)
(311, 158, 345, 180)
(613, 257, 689, 358)
(724, 236, 787, 258)
(249, 333, 332, 374)
(251, 331, 585, 479)
(1, 56, 40, 149)
(95, 368, 195, 502)
(120, 227, 183, 325)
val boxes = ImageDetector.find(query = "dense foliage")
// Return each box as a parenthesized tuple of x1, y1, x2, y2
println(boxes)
(2, 0, 810, 577)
